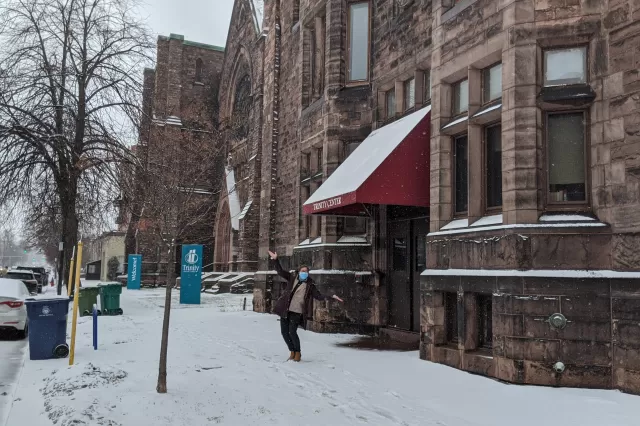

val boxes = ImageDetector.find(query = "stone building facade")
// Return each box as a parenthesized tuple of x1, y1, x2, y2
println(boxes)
(418, 0, 640, 394)
(208, 0, 640, 393)
(123, 34, 225, 273)
(213, 0, 265, 273)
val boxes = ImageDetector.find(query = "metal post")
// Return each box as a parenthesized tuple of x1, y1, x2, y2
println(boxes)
(66, 246, 76, 297)
(57, 241, 64, 295)
(93, 304, 98, 350)
(69, 241, 83, 366)
(243, 297, 247, 311)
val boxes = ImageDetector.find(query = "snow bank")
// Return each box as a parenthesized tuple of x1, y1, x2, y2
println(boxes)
(6, 290, 640, 426)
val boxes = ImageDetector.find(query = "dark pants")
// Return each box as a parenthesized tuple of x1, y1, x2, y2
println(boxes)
(280, 311, 303, 352)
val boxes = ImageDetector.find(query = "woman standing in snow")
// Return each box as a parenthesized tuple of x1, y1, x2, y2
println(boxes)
(269, 251, 344, 362)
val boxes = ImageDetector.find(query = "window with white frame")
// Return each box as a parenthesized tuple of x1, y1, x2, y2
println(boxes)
(347, 2, 370, 83)
(482, 63, 502, 103)
(386, 88, 396, 119)
(544, 47, 587, 86)
(404, 77, 415, 111)
(424, 70, 431, 103)
(453, 79, 469, 115)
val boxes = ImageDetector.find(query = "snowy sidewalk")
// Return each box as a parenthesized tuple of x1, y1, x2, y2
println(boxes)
(6, 289, 640, 426)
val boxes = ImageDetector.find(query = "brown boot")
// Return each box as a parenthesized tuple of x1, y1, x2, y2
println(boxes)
(293, 352, 301, 362)
(287, 351, 295, 361)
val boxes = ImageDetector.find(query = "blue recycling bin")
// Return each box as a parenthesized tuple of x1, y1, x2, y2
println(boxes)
(25, 297, 72, 360)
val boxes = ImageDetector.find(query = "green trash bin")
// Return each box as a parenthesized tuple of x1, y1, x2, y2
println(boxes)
(78, 287, 101, 317)
(98, 283, 123, 315)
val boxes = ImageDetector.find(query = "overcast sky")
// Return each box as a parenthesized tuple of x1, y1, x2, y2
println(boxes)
(138, 0, 235, 48)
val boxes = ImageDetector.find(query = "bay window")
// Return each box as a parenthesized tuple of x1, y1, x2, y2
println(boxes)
(547, 112, 587, 203)
(454, 135, 469, 214)
(485, 125, 502, 209)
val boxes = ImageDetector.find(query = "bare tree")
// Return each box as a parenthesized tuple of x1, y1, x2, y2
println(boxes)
(139, 127, 223, 393)
(0, 0, 153, 292)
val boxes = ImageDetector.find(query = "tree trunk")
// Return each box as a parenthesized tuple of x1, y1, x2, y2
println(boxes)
(59, 180, 79, 295)
(156, 241, 176, 393)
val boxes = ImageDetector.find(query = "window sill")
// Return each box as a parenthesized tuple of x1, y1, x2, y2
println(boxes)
(470, 101, 501, 126)
(301, 96, 325, 119)
(442, 0, 479, 23)
(537, 84, 596, 110)
(440, 114, 469, 136)
(466, 348, 493, 358)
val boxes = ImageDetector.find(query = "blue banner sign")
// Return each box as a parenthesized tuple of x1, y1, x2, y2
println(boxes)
(127, 254, 142, 290)
(180, 245, 202, 304)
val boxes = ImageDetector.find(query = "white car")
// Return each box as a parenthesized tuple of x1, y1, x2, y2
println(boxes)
(0, 278, 30, 338)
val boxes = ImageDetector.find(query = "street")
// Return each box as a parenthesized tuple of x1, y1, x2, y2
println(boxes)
(0, 333, 26, 426)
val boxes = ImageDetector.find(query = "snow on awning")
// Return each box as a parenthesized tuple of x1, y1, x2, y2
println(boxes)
(303, 106, 431, 216)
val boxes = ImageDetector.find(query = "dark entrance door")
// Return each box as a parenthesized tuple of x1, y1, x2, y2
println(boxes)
(387, 207, 429, 332)
(388, 221, 411, 329)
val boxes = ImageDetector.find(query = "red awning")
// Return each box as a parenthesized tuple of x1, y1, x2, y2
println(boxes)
(303, 106, 431, 216)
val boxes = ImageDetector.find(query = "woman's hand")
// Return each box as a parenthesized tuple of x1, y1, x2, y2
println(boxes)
(332, 295, 344, 303)
(268, 251, 278, 260)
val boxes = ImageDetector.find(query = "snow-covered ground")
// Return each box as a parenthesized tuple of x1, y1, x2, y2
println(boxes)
(5, 288, 640, 426)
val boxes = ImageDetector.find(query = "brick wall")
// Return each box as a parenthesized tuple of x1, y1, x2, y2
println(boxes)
(127, 34, 225, 269)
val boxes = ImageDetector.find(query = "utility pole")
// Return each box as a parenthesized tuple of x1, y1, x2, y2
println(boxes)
(57, 241, 64, 295)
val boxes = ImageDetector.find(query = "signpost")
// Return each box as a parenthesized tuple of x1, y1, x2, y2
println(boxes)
(127, 254, 142, 290)
(180, 245, 202, 305)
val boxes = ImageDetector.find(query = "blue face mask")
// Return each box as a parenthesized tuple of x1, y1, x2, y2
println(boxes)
(299, 271, 309, 281)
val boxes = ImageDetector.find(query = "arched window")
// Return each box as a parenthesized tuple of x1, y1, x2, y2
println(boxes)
(195, 58, 203, 82)
(232, 74, 251, 139)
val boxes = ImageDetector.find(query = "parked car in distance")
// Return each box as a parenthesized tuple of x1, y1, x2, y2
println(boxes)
(0, 278, 30, 338)
(16, 266, 46, 293)
(5, 270, 39, 295)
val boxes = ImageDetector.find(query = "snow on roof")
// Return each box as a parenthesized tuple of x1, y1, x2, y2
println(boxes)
(250, 0, 264, 33)
(304, 106, 431, 206)
(225, 167, 242, 230)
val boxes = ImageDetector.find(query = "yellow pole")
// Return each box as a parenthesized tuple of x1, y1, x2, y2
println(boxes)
(69, 241, 83, 366)
(66, 246, 76, 297)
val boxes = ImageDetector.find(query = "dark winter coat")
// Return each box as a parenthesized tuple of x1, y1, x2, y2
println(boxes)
(272, 259, 329, 330)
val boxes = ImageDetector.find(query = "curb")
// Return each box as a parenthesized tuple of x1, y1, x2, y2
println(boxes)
(1, 341, 27, 426)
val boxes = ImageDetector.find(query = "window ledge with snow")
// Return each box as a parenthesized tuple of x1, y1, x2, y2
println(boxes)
(294, 236, 370, 250)
(431, 214, 606, 236)
(421, 268, 640, 279)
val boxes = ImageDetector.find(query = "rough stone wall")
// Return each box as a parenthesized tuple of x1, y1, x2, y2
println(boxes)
(421, 0, 640, 393)
(251, 0, 380, 329)
(215, 0, 265, 272)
